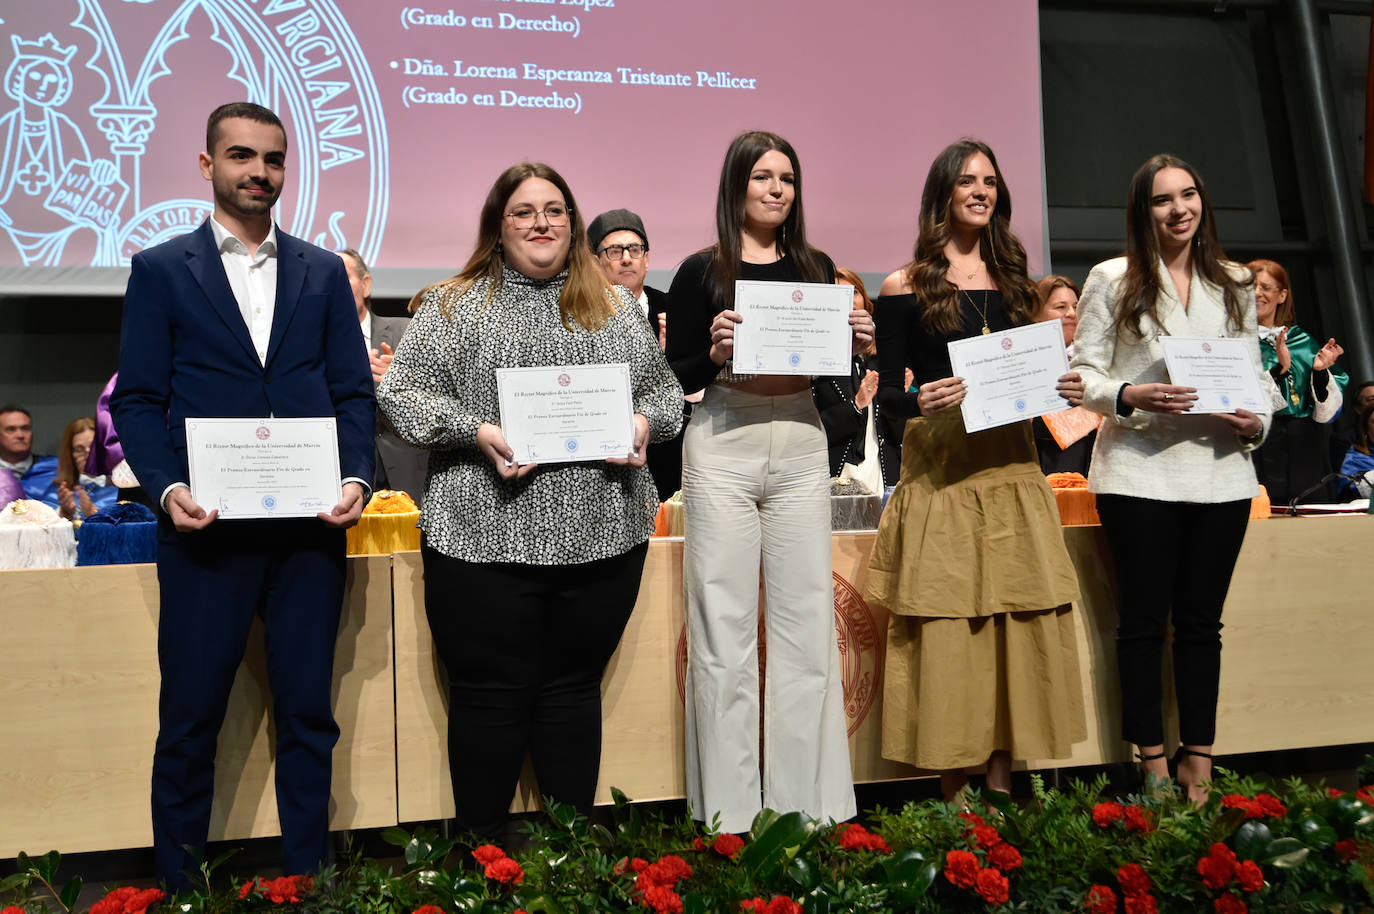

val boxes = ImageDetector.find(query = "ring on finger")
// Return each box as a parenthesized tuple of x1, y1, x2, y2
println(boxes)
(1163, 392, 1174, 402)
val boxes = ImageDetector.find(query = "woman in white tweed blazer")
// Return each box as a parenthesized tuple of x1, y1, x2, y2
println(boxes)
(1063, 154, 1269, 804)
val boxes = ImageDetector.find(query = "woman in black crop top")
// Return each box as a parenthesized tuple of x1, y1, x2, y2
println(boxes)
(865, 139, 1086, 801)
(666, 131, 869, 832)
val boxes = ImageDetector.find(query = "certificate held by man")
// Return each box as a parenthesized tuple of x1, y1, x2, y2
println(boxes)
(185, 417, 342, 519)
(948, 319, 1072, 433)
(732, 280, 851, 376)
(496, 363, 635, 465)
(1160, 337, 1269, 414)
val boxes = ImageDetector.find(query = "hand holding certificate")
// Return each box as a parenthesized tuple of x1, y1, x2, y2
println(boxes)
(496, 363, 636, 465)
(947, 319, 1072, 433)
(731, 280, 852, 376)
(186, 417, 342, 519)
(1160, 337, 1269, 414)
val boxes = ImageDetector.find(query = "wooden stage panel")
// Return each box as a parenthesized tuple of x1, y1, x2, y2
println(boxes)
(0, 555, 397, 857)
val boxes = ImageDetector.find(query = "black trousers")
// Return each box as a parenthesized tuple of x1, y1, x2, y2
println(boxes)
(1096, 495, 1251, 748)
(421, 540, 647, 836)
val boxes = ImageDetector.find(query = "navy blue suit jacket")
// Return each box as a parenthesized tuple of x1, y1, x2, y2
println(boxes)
(112, 221, 375, 507)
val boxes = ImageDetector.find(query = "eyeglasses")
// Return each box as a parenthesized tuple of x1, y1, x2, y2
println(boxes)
(599, 243, 647, 260)
(505, 205, 571, 229)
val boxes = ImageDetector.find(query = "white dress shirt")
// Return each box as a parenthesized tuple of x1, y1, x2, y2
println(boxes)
(209, 216, 278, 366)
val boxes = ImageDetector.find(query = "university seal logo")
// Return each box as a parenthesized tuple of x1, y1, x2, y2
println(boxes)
(675, 571, 881, 737)
(0, 1, 388, 268)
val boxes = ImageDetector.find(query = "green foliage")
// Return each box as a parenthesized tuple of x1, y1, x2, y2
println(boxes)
(5, 769, 1374, 914)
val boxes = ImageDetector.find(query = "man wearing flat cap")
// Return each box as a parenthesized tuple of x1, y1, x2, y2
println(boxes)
(587, 208, 685, 501)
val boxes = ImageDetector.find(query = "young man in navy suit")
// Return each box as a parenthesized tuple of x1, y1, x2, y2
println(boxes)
(111, 103, 374, 890)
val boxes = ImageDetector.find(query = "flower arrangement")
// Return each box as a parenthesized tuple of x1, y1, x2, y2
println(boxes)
(3, 768, 1373, 913)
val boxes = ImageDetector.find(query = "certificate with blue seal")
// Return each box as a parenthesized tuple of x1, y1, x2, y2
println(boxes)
(496, 363, 635, 465)
(947, 319, 1072, 433)
(185, 417, 342, 519)
(731, 280, 851, 376)
(1161, 336, 1269, 414)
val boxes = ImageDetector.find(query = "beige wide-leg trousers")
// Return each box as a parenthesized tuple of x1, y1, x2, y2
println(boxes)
(682, 386, 856, 833)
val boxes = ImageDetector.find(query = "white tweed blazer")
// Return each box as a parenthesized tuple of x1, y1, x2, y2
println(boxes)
(1071, 256, 1270, 503)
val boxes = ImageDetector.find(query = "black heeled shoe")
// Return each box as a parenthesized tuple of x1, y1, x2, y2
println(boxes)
(1133, 750, 1168, 794)
(1174, 746, 1214, 804)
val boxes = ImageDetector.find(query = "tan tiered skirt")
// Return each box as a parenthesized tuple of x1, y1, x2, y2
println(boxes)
(866, 411, 1087, 769)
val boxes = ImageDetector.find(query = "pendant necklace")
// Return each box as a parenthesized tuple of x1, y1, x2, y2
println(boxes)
(961, 287, 991, 335)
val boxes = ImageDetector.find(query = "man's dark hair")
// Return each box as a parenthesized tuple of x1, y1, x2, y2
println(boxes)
(0, 404, 31, 420)
(206, 102, 287, 155)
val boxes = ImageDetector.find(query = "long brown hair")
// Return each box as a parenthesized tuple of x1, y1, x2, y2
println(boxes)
(1246, 258, 1295, 328)
(1114, 154, 1248, 340)
(56, 416, 95, 488)
(410, 162, 617, 330)
(904, 139, 1037, 334)
(705, 131, 830, 307)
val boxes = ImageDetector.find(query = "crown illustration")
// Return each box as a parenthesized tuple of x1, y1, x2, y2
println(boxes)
(10, 33, 79, 66)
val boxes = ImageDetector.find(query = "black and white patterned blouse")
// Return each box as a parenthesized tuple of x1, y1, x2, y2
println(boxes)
(377, 266, 684, 565)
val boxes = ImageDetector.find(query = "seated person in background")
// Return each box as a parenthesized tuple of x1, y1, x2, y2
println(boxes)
(588, 207, 688, 501)
(0, 405, 57, 503)
(811, 268, 903, 490)
(1031, 276, 1096, 476)
(54, 416, 120, 520)
(1331, 379, 1374, 473)
(340, 248, 429, 502)
(1335, 402, 1374, 500)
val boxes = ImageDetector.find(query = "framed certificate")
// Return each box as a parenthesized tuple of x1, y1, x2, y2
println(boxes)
(731, 280, 851, 376)
(947, 319, 1072, 433)
(1161, 336, 1269, 414)
(185, 417, 341, 519)
(496, 363, 635, 465)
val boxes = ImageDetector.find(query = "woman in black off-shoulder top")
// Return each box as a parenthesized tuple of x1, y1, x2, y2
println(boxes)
(865, 139, 1087, 801)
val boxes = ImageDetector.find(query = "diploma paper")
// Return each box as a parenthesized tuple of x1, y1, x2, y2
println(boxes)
(186, 417, 341, 519)
(732, 280, 851, 376)
(948, 319, 1071, 433)
(496, 363, 635, 465)
(1161, 337, 1269, 414)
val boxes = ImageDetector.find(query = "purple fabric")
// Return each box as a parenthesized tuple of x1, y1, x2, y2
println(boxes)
(0, 468, 23, 507)
(87, 373, 125, 476)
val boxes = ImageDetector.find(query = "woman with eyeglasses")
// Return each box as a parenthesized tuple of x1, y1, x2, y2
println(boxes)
(666, 130, 869, 833)
(1246, 259, 1347, 505)
(52, 415, 120, 520)
(866, 139, 1086, 801)
(1064, 154, 1268, 803)
(378, 162, 683, 838)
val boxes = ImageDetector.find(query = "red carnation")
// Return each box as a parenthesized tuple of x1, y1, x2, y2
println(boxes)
(741, 900, 766, 913)
(263, 875, 312, 904)
(692, 837, 707, 851)
(2, 906, 24, 914)
(1124, 893, 1158, 914)
(1357, 785, 1374, 807)
(972, 824, 1003, 848)
(1117, 863, 1152, 895)
(484, 856, 524, 885)
(1198, 843, 1237, 889)
(124, 888, 166, 914)
(411, 906, 445, 914)
(1327, 787, 1346, 798)
(1124, 805, 1154, 833)
(629, 857, 650, 873)
(1093, 802, 1126, 826)
(1254, 793, 1286, 818)
(988, 841, 1023, 871)
(614, 857, 631, 875)
(91, 887, 141, 914)
(1085, 884, 1118, 914)
(765, 898, 803, 914)
(1334, 839, 1359, 862)
(641, 884, 684, 914)
(238, 880, 259, 900)
(944, 849, 980, 888)
(958, 811, 987, 828)
(1235, 860, 1263, 892)
(836, 823, 890, 853)
(643, 854, 692, 885)
(1222, 795, 1258, 817)
(1214, 893, 1247, 914)
(472, 844, 506, 866)
(713, 832, 746, 858)
(975, 867, 1010, 905)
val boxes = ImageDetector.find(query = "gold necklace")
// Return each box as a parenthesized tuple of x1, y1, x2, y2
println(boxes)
(960, 288, 991, 335)
(950, 260, 982, 281)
